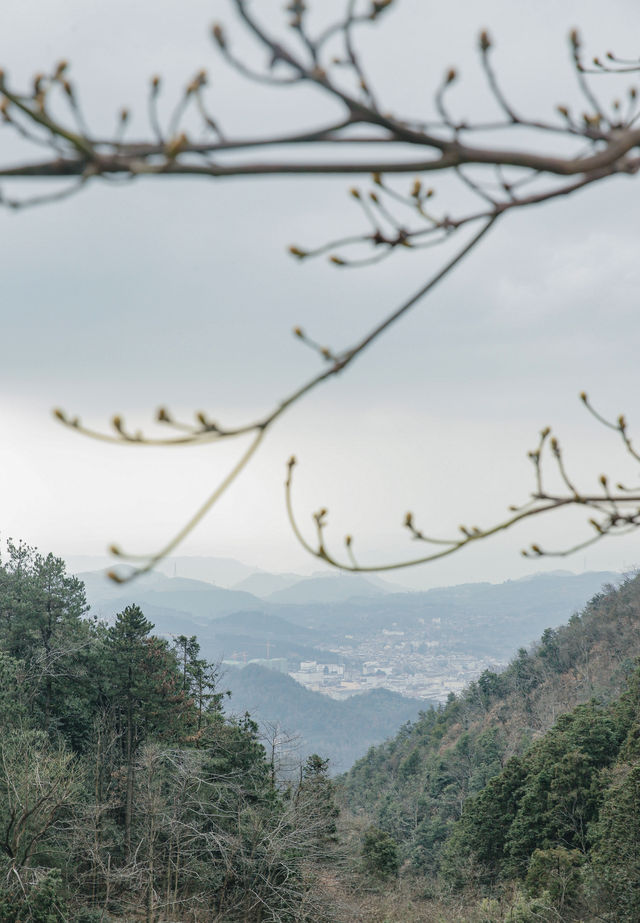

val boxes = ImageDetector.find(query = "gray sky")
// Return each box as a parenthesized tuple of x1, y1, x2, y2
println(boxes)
(1, 0, 640, 589)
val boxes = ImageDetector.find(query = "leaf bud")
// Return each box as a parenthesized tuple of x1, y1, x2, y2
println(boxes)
(288, 245, 307, 259)
(120, 107, 129, 122)
(618, 414, 626, 429)
(345, 535, 352, 546)
(411, 179, 421, 198)
(349, 187, 361, 199)
(531, 544, 542, 555)
(53, 408, 67, 422)
(186, 69, 207, 94)
(371, 172, 382, 185)
(579, 391, 588, 402)
(630, 86, 638, 100)
(108, 544, 122, 556)
(212, 23, 226, 48)
(556, 105, 570, 119)
(540, 426, 551, 437)
(107, 570, 124, 584)
(599, 474, 608, 486)
(479, 30, 492, 52)
(293, 326, 304, 337)
(151, 74, 161, 91)
(166, 133, 188, 158)
(287, 455, 297, 468)
(112, 415, 123, 432)
(404, 512, 413, 527)
(445, 67, 457, 85)
(62, 80, 73, 98)
(329, 255, 345, 265)
(156, 406, 171, 422)
(569, 29, 581, 51)
(54, 60, 68, 78)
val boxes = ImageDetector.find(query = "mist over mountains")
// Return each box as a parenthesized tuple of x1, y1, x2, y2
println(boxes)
(71, 556, 622, 771)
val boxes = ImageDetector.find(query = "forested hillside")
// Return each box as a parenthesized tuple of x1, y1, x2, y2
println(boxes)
(342, 573, 640, 920)
(0, 541, 342, 922)
(223, 664, 425, 772)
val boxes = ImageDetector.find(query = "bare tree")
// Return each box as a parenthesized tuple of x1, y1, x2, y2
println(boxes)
(3, 0, 640, 578)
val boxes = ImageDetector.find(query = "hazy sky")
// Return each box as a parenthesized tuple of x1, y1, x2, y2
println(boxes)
(2, 0, 640, 589)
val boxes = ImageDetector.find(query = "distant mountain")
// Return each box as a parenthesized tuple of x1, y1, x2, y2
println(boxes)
(156, 556, 258, 587)
(80, 567, 622, 667)
(232, 572, 303, 597)
(68, 554, 261, 588)
(80, 569, 263, 624)
(223, 663, 428, 774)
(266, 573, 392, 605)
(272, 571, 622, 657)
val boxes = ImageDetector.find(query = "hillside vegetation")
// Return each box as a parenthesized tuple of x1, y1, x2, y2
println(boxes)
(3, 535, 638, 922)
(223, 663, 425, 773)
(341, 573, 640, 920)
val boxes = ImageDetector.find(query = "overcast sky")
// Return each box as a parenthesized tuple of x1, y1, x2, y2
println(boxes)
(1, 0, 640, 589)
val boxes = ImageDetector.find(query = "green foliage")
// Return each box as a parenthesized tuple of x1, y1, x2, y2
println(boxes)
(0, 868, 68, 923)
(362, 826, 400, 879)
(525, 847, 584, 907)
(0, 541, 338, 922)
(589, 763, 640, 920)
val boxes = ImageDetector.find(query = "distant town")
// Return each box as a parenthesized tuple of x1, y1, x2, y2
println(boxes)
(224, 620, 507, 702)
